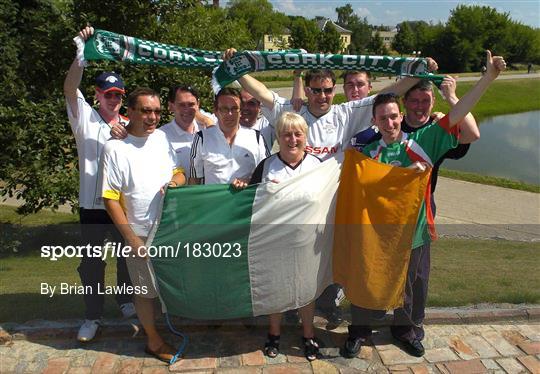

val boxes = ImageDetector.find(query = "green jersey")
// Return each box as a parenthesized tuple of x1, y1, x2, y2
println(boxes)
(363, 115, 459, 247)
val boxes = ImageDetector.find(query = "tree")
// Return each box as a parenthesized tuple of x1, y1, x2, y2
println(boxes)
(424, 5, 513, 72)
(334, 5, 371, 54)
(347, 17, 372, 54)
(393, 22, 415, 55)
(289, 17, 319, 52)
(0, 0, 254, 213)
(367, 31, 387, 55)
(318, 22, 343, 54)
(335, 4, 356, 27)
(226, 0, 288, 47)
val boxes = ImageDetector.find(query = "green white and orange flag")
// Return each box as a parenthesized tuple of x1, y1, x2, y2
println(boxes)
(147, 150, 429, 319)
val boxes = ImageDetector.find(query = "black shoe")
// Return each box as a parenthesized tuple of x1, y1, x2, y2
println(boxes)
(401, 339, 425, 357)
(264, 334, 280, 358)
(342, 336, 366, 358)
(303, 337, 322, 361)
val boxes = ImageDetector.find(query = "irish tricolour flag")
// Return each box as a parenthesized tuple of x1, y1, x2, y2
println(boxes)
(147, 150, 429, 320)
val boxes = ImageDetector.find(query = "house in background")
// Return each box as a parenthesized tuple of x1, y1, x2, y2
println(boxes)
(316, 19, 351, 54)
(261, 29, 291, 52)
(261, 19, 351, 53)
(372, 29, 398, 50)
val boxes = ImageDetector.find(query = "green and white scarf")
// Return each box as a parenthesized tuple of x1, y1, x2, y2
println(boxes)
(76, 29, 444, 92)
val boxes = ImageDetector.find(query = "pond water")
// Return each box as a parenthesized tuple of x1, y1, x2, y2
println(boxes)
(442, 111, 540, 185)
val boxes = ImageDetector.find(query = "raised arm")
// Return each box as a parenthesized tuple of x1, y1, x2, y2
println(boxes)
(379, 57, 439, 96)
(223, 48, 275, 109)
(290, 70, 305, 112)
(449, 51, 505, 126)
(64, 26, 94, 118)
(440, 75, 479, 143)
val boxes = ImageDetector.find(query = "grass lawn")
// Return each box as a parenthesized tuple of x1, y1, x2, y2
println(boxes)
(0, 205, 78, 225)
(1, 237, 538, 323)
(438, 169, 540, 193)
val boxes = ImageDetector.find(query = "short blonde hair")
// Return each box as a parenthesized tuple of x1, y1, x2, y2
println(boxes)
(275, 112, 308, 138)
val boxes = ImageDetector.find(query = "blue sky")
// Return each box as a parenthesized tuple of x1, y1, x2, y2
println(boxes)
(227, 0, 539, 28)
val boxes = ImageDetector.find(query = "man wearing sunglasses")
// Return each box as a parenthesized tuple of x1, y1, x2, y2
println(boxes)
(64, 26, 135, 343)
(101, 87, 185, 363)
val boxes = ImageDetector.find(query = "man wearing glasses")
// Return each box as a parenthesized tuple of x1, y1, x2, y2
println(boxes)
(64, 26, 135, 342)
(101, 87, 185, 363)
(189, 87, 269, 185)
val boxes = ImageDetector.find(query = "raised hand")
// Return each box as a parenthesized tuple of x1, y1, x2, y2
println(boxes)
(78, 26, 94, 42)
(485, 50, 507, 80)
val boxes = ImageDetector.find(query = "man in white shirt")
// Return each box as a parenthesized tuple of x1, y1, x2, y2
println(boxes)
(239, 89, 274, 150)
(64, 26, 134, 342)
(159, 85, 213, 172)
(189, 87, 269, 185)
(101, 87, 185, 363)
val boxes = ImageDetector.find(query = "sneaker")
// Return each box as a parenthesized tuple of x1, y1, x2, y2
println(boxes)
(120, 302, 136, 319)
(77, 319, 101, 342)
(342, 336, 366, 358)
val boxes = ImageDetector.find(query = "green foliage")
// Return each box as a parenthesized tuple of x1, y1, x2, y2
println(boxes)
(226, 0, 288, 47)
(392, 22, 415, 55)
(367, 31, 388, 55)
(0, 0, 256, 213)
(334, 4, 371, 54)
(318, 22, 343, 54)
(289, 18, 320, 52)
(335, 4, 355, 27)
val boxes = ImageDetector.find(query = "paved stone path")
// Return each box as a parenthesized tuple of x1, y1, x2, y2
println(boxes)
(2, 314, 540, 373)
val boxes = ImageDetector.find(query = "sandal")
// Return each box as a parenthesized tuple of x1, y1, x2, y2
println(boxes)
(264, 333, 280, 358)
(303, 337, 321, 361)
(145, 342, 176, 363)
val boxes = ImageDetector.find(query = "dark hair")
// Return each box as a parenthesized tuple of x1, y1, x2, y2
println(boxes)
(404, 79, 433, 100)
(126, 87, 160, 108)
(214, 87, 241, 108)
(372, 93, 401, 117)
(305, 69, 336, 86)
(342, 70, 371, 84)
(168, 84, 200, 102)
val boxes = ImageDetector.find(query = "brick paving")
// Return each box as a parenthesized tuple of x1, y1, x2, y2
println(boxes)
(1, 316, 539, 373)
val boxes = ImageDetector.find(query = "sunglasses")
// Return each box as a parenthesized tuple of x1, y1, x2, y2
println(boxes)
(308, 86, 334, 95)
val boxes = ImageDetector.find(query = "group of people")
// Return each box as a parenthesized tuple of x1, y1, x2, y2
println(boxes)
(64, 26, 506, 363)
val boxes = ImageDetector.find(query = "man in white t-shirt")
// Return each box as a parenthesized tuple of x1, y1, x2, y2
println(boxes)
(159, 85, 213, 172)
(64, 26, 134, 342)
(189, 87, 269, 185)
(101, 87, 185, 363)
(239, 89, 274, 150)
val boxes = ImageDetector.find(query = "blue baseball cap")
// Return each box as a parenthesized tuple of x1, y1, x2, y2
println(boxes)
(95, 72, 125, 93)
